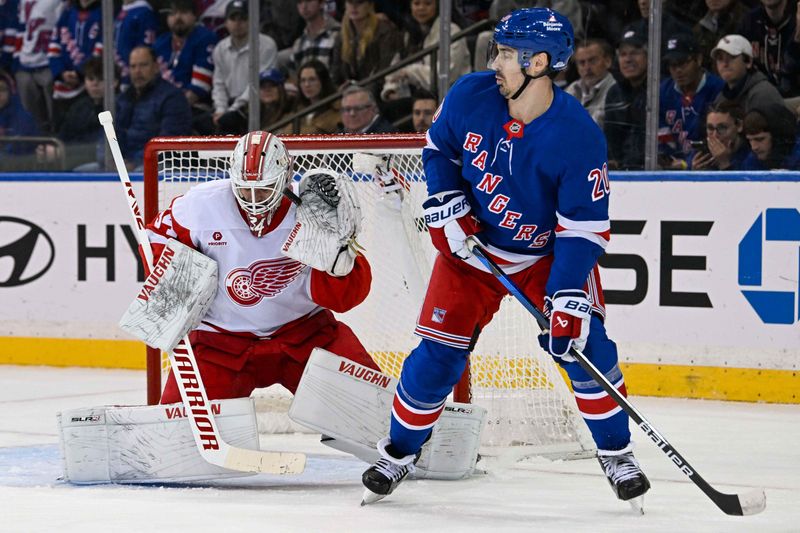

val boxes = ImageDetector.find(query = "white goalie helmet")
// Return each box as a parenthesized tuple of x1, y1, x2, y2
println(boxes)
(229, 131, 293, 233)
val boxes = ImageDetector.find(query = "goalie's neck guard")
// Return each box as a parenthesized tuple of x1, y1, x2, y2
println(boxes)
(237, 196, 292, 238)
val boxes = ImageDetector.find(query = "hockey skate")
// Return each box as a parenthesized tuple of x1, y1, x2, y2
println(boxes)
(597, 445, 651, 513)
(361, 438, 419, 506)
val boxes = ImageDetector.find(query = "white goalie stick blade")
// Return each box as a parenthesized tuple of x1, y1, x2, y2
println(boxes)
(167, 340, 306, 476)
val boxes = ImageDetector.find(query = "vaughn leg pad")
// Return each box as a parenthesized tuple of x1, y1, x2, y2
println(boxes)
(289, 348, 486, 480)
(58, 397, 259, 484)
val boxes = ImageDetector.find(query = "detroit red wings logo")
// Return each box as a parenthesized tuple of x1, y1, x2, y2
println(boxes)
(225, 257, 306, 306)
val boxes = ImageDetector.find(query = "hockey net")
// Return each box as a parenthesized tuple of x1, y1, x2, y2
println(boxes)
(142, 134, 594, 459)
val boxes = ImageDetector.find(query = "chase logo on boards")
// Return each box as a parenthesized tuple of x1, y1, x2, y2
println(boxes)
(0, 217, 56, 287)
(738, 208, 800, 324)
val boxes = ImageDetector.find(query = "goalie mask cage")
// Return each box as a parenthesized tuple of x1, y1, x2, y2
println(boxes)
(143, 134, 595, 459)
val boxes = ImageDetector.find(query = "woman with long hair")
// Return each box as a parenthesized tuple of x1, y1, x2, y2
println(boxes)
(330, 0, 402, 86)
(283, 59, 341, 134)
(380, 0, 471, 102)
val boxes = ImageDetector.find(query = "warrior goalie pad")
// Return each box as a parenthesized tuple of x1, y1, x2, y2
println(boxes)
(281, 168, 363, 277)
(57, 398, 258, 484)
(119, 238, 217, 352)
(288, 349, 486, 480)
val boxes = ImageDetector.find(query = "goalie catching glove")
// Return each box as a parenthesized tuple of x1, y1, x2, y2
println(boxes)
(538, 289, 592, 362)
(281, 168, 363, 277)
(423, 191, 481, 260)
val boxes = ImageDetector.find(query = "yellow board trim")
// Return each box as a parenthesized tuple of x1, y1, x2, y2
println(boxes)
(0, 337, 145, 369)
(1, 337, 797, 404)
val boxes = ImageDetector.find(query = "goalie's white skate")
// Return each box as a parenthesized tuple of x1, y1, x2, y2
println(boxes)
(361, 438, 419, 506)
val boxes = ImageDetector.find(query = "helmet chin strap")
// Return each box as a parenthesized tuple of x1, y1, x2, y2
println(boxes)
(510, 66, 551, 100)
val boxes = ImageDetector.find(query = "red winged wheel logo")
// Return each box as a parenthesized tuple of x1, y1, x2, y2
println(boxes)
(225, 257, 306, 306)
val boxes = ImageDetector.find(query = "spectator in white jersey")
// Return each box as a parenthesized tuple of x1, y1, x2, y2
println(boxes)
(13, 0, 63, 133)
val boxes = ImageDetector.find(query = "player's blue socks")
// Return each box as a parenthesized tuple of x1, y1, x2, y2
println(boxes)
(389, 339, 469, 457)
(558, 316, 632, 451)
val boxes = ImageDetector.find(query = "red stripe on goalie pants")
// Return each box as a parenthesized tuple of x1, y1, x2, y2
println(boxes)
(574, 382, 627, 418)
(391, 395, 446, 430)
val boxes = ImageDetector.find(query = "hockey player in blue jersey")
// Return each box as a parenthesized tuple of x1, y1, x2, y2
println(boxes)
(362, 7, 651, 506)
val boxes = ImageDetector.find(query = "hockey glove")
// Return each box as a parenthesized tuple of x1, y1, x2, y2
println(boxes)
(423, 191, 481, 260)
(537, 289, 592, 362)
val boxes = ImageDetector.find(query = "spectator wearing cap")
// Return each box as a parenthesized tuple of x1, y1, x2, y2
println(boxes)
(658, 33, 724, 169)
(690, 100, 751, 170)
(692, 0, 748, 71)
(211, 0, 278, 129)
(287, 0, 341, 74)
(738, 0, 800, 98)
(604, 26, 648, 170)
(711, 34, 786, 113)
(337, 84, 396, 134)
(154, 0, 218, 134)
(116, 46, 192, 169)
(742, 102, 800, 169)
(565, 38, 618, 129)
(218, 67, 297, 133)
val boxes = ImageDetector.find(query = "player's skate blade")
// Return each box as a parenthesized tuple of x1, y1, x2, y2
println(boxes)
(360, 438, 418, 505)
(627, 494, 645, 515)
(597, 449, 651, 502)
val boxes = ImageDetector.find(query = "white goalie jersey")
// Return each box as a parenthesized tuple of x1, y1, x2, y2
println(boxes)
(146, 179, 319, 337)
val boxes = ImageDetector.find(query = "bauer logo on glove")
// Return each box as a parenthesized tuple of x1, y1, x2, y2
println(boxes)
(538, 289, 592, 362)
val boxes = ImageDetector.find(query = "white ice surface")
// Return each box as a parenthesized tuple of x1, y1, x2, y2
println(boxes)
(0, 365, 798, 533)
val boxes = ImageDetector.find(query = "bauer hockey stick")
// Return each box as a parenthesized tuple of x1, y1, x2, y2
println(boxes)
(466, 237, 766, 516)
(98, 111, 305, 475)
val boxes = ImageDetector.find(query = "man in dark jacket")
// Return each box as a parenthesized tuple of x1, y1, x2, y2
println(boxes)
(604, 26, 648, 170)
(711, 34, 787, 113)
(337, 84, 396, 134)
(116, 46, 192, 168)
(738, 0, 800, 97)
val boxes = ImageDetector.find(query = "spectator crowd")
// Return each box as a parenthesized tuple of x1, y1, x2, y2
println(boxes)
(0, 0, 798, 170)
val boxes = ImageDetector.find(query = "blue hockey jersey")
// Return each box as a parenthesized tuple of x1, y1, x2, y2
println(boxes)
(423, 71, 611, 295)
(658, 72, 724, 160)
(154, 24, 217, 101)
(48, 0, 102, 98)
(114, 0, 157, 75)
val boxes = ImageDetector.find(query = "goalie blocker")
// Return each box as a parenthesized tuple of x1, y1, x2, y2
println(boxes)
(118, 238, 218, 353)
(289, 349, 486, 480)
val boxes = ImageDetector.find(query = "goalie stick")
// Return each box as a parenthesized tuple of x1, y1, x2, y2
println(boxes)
(98, 111, 305, 476)
(466, 237, 766, 517)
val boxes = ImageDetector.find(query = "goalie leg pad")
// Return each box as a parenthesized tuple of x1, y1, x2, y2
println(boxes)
(288, 348, 486, 480)
(58, 398, 259, 484)
(119, 238, 218, 352)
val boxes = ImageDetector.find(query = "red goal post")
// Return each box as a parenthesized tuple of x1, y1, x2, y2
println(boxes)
(142, 134, 595, 458)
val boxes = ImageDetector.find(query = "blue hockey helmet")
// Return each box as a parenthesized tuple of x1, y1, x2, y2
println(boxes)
(491, 8, 574, 71)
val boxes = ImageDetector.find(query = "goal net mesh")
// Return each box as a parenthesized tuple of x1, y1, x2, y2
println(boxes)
(144, 135, 595, 459)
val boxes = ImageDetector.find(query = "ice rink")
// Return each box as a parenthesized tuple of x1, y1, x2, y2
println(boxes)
(1, 365, 797, 533)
